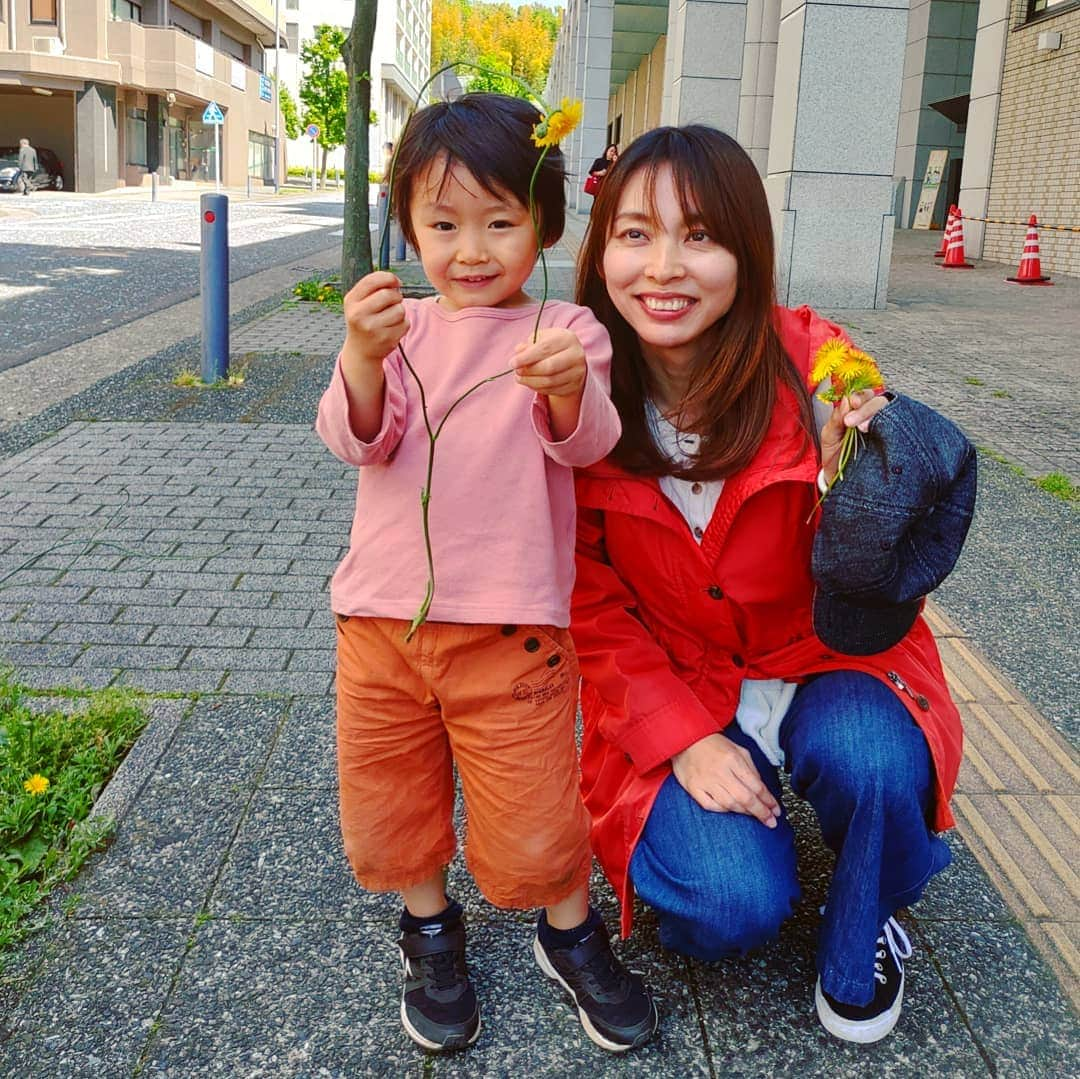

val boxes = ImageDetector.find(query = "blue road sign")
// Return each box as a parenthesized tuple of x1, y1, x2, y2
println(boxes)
(203, 101, 225, 125)
(259, 74, 272, 102)
(306, 123, 320, 139)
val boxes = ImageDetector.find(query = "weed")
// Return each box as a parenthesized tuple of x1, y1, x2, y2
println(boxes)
(991, 390, 1011, 399)
(173, 369, 200, 388)
(965, 377, 984, 386)
(1035, 472, 1078, 502)
(171, 361, 248, 391)
(293, 275, 344, 310)
(0, 671, 149, 959)
(193, 909, 212, 928)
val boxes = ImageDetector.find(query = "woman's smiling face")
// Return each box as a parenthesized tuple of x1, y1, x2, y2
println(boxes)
(601, 164, 738, 371)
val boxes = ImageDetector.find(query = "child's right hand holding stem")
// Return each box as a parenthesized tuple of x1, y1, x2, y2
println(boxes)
(340, 271, 409, 440)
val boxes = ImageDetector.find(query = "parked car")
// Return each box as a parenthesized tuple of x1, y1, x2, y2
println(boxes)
(0, 146, 65, 193)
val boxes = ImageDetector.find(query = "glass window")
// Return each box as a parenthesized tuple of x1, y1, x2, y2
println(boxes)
(126, 107, 148, 167)
(111, 0, 142, 20)
(286, 0, 299, 9)
(248, 131, 274, 182)
(30, 0, 57, 24)
(168, 2, 204, 39)
(286, 21, 299, 52)
(220, 31, 246, 63)
(1028, 0, 1077, 15)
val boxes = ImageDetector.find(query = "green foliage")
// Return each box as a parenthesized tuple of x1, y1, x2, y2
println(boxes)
(0, 672, 149, 956)
(293, 275, 344, 310)
(467, 52, 526, 97)
(964, 377, 984, 386)
(1035, 472, 1078, 502)
(276, 78, 302, 141)
(299, 24, 349, 151)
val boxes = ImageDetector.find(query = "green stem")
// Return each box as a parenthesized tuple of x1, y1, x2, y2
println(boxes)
(807, 427, 860, 522)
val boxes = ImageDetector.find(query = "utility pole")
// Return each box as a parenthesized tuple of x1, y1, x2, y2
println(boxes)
(273, 0, 281, 192)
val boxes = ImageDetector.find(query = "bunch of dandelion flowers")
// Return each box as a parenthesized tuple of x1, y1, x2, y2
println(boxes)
(808, 336, 885, 516)
(376, 74, 583, 640)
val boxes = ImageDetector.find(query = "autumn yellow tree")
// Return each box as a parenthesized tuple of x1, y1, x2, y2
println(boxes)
(432, 0, 560, 98)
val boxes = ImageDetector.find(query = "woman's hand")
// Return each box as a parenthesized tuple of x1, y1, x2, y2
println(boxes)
(820, 389, 890, 485)
(671, 732, 781, 827)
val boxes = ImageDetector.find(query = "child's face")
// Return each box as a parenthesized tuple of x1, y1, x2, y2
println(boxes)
(602, 164, 738, 372)
(408, 159, 539, 312)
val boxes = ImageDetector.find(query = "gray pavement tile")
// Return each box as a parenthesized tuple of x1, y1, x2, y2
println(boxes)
(287, 649, 337, 672)
(210, 788, 378, 921)
(220, 671, 334, 695)
(236, 572, 331, 592)
(85, 586, 183, 606)
(44, 622, 154, 646)
(0, 917, 190, 1078)
(212, 606, 311, 628)
(183, 646, 290, 671)
(249, 627, 329, 649)
(146, 624, 253, 648)
(76, 644, 186, 670)
(13, 666, 117, 690)
(115, 604, 215, 626)
(0, 620, 55, 642)
(176, 588, 273, 609)
(144, 918, 426, 1078)
(914, 920, 1080, 1077)
(113, 668, 225, 693)
(1, 641, 84, 666)
(911, 832, 1014, 924)
(262, 698, 337, 789)
(21, 601, 123, 624)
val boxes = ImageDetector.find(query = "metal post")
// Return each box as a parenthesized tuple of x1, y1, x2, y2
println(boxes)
(378, 186, 390, 268)
(273, 0, 281, 192)
(200, 194, 229, 383)
(310, 138, 316, 193)
(214, 123, 221, 193)
(395, 219, 406, 262)
(151, 170, 158, 202)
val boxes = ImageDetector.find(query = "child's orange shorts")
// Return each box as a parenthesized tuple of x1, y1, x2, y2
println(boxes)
(334, 614, 592, 909)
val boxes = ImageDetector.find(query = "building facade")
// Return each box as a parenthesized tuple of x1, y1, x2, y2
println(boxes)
(272, 0, 430, 178)
(546, 0, 1078, 307)
(0, 0, 280, 192)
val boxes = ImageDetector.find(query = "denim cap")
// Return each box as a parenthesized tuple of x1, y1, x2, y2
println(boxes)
(812, 394, 977, 656)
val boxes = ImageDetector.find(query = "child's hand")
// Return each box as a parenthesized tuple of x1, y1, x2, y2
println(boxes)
(510, 328, 587, 400)
(820, 389, 889, 483)
(342, 271, 408, 367)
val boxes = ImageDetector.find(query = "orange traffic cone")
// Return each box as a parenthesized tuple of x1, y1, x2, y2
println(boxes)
(942, 208, 974, 269)
(1006, 214, 1053, 285)
(934, 205, 956, 258)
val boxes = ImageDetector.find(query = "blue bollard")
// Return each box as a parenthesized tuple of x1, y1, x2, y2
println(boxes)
(395, 220, 406, 262)
(200, 193, 229, 383)
(378, 184, 391, 269)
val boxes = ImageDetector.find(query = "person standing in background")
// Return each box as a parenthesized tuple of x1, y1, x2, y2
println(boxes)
(17, 138, 38, 196)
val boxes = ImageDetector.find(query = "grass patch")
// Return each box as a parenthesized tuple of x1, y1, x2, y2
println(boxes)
(0, 671, 149, 957)
(293, 275, 344, 310)
(991, 389, 1011, 399)
(171, 362, 247, 390)
(1035, 472, 1078, 502)
(965, 377, 985, 386)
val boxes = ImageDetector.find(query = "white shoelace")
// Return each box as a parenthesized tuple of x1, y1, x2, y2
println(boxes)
(874, 917, 913, 984)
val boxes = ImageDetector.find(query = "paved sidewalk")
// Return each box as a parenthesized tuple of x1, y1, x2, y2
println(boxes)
(0, 222, 1077, 1075)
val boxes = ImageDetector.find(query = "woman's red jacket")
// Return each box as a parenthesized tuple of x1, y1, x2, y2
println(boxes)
(571, 305, 964, 937)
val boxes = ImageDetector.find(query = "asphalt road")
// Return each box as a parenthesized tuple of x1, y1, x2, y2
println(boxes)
(0, 192, 346, 371)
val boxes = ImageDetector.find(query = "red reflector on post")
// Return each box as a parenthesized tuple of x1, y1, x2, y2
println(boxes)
(204, 211, 216, 223)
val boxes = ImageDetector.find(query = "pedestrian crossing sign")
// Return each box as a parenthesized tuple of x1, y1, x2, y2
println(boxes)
(202, 101, 225, 125)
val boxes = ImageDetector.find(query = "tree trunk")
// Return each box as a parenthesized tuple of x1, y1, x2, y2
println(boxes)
(341, 0, 378, 289)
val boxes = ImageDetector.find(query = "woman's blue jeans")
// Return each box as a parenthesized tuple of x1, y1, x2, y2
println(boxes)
(628, 670, 951, 1006)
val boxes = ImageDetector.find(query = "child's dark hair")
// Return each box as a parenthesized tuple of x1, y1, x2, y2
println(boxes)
(391, 93, 566, 248)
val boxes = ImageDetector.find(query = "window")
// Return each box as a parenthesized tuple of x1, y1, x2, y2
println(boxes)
(286, 0, 299, 9)
(30, 0, 57, 24)
(285, 21, 299, 52)
(220, 31, 246, 64)
(111, 0, 142, 20)
(168, 2, 204, 40)
(126, 107, 148, 167)
(248, 131, 274, 182)
(1027, 0, 1078, 18)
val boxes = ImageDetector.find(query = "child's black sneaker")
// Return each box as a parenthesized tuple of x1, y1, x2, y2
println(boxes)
(815, 916, 913, 1043)
(533, 917, 658, 1052)
(398, 918, 480, 1052)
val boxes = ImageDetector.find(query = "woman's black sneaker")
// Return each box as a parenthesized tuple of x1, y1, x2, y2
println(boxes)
(533, 921, 658, 1051)
(815, 916, 913, 1043)
(398, 921, 480, 1051)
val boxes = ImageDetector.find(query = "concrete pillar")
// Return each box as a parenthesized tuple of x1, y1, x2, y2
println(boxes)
(738, 0, 781, 173)
(663, 0, 747, 132)
(957, 0, 1008, 258)
(570, 0, 614, 214)
(75, 82, 118, 194)
(766, 0, 908, 309)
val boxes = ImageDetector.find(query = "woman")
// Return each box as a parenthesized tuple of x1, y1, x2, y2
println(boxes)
(586, 143, 619, 193)
(571, 125, 967, 1045)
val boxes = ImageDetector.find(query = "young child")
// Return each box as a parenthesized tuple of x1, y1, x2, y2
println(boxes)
(315, 93, 657, 1054)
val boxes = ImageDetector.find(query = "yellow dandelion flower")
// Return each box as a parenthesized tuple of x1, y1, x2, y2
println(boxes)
(810, 337, 851, 384)
(532, 98, 583, 148)
(23, 774, 50, 796)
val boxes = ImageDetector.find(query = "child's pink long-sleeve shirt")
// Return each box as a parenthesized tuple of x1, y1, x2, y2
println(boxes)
(316, 297, 620, 627)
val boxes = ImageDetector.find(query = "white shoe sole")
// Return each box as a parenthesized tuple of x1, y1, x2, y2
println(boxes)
(815, 975, 904, 1044)
(532, 936, 656, 1053)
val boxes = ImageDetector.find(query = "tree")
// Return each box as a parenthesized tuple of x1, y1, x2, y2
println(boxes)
(299, 24, 349, 186)
(432, 0, 560, 97)
(276, 79, 301, 141)
(342, 2, 377, 289)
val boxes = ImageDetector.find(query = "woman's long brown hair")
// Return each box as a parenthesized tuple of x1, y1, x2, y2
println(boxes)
(576, 125, 815, 480)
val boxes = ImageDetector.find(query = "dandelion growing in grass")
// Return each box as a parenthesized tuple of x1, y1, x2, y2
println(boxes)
(810, 339, 885, 513)
(23, 774, 49, 796)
